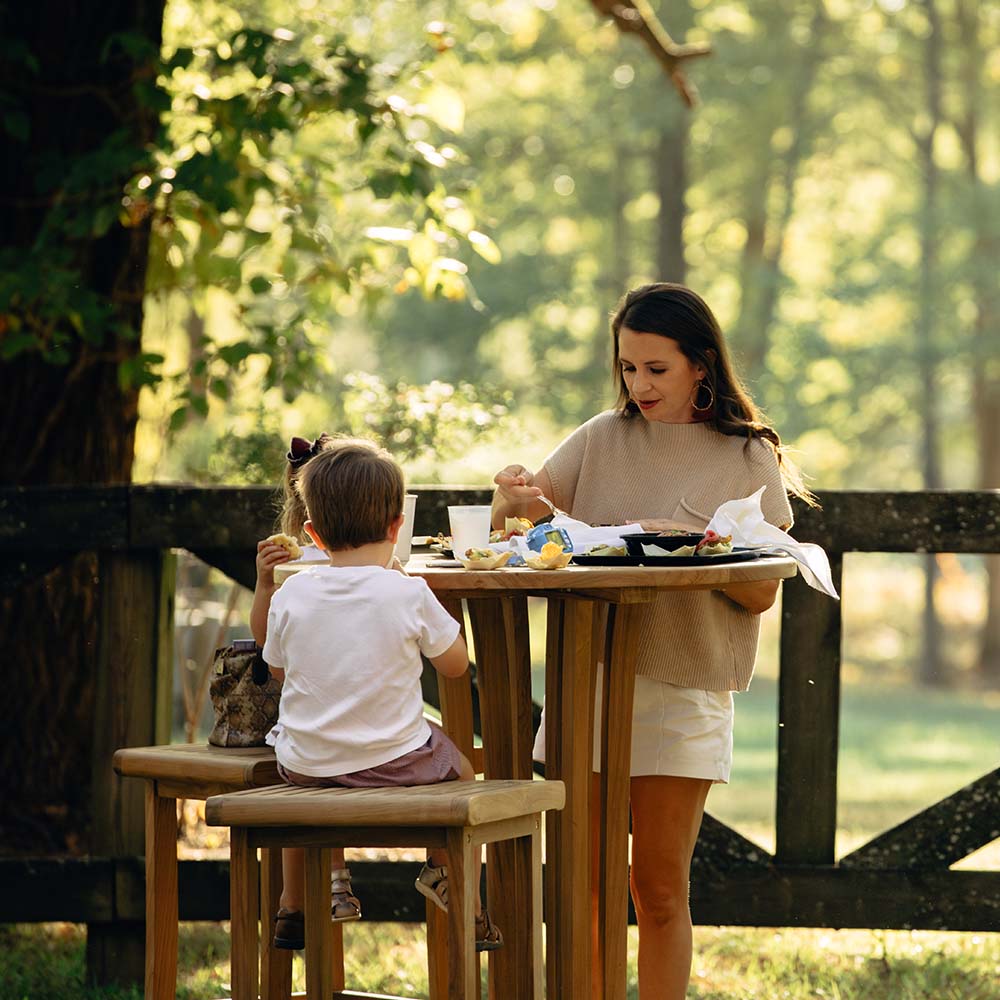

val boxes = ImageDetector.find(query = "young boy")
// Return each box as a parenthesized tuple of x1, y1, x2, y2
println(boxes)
(261, 438, 502, 951)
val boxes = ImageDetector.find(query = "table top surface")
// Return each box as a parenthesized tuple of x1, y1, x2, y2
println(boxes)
(276, 551, 798, 593)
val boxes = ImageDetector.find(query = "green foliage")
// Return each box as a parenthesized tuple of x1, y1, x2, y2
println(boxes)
(339, 372, 511, 466)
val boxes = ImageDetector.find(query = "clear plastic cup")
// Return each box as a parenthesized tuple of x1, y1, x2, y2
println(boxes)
(447, 505, 493, 560)
(394, 493, 418, 564)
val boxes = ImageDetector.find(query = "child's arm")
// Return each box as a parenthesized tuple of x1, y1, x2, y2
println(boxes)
(250, 539, 292, 646)
(428, 633, 469, 679)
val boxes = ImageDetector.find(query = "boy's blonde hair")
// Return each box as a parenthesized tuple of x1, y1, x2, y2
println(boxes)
(296, 438, 404, 550)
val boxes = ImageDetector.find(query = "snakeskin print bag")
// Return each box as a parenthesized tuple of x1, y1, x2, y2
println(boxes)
(208, 639, 282, 747)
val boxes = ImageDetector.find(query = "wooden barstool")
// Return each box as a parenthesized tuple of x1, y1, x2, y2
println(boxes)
(112, 744, 286, 1000)
(206, 778, 564, 1000)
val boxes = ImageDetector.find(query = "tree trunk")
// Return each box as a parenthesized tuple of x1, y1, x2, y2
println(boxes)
(734, 2, 828, 381)
(0, 1, 165, 987)
(954, 0, 1000, 683)
(653, 1, 694, 283)
(915, 0, 945, 687)
(655, 117, 689, 283)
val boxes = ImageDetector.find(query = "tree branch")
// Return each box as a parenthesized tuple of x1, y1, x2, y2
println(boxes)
(589, 0, 712, 107)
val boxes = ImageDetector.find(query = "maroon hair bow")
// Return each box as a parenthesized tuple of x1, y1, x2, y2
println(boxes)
(286, 435, 328, 468)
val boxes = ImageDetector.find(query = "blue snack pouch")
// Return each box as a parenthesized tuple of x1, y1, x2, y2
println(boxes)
(526, 523, 573, 553)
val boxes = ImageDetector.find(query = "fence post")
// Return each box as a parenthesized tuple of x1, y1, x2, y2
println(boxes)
(87, 545, 175, 986)
(776, 556, 843, 865)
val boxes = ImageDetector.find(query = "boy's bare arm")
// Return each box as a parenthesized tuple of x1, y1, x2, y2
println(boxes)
(429, 634, 469, 679)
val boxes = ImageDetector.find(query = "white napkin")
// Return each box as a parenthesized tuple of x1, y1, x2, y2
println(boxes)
(705, 487, 839, 599)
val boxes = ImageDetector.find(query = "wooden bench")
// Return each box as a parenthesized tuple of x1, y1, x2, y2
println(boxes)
(206, 778, 566, 1000)
(112, 743, 285, 1000)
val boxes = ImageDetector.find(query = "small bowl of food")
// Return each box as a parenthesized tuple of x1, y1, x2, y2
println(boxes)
(457, 548, 515, 571)
(623, 532, 706, 558)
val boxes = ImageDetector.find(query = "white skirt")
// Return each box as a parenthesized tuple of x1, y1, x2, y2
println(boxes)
(532, 668, 734, 783)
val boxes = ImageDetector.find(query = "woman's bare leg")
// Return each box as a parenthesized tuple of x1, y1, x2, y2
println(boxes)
(629, 775, 711, 999)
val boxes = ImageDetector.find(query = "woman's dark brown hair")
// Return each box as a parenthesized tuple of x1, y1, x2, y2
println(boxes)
(611, 282, 816, 505)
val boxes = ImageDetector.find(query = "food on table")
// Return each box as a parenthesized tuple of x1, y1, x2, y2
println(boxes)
(489, 516, 535, 544)
(458, 548, 514, 570)
(428, 532, 453, 554)
(694, 530, 733, 556)
(585, 543, 627, 557)
(525, 540, 573, 570)
(264, 532, 303, 559)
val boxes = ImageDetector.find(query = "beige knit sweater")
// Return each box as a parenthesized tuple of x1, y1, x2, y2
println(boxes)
(542, 410, 794, 691)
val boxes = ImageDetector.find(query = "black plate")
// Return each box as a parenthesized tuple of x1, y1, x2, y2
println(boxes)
(572, 548, 762, 567)
(623, 532, 706, 556)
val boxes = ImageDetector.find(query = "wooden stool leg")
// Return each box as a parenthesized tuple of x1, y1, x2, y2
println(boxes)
(304, 847, 333, 1000)
(427, 897, 449, 999)
(528, 823, 544, 1000)
(260, 847, 292, 1000)
(447, 828, 479, 1000)
(230, 828, 260, 1000)
(331, 920, 345, 992)
(144, 784, 178, 1000)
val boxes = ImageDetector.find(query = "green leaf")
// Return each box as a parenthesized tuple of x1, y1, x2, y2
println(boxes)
(209, 377, 230, 400)
(168, 406, 189, 433)
(249, 275, 272, 294)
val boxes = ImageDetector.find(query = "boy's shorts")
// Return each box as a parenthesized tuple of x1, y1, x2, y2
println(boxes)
(277, 721, 463, 788)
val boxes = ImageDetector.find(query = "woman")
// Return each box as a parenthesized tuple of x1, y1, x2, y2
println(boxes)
(491, 283, 815, 998)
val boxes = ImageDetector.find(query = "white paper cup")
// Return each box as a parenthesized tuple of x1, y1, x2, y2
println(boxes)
(448, 505, 493, 560)
(395, 493, 418, 564)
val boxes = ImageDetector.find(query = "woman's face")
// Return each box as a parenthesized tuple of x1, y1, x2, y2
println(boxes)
(618, 327, 705, 423)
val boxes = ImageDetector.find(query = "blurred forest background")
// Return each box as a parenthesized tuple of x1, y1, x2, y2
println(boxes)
(123, 0, 999, 690)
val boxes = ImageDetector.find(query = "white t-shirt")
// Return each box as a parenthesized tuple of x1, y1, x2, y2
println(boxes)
(263, 564, 461, 776)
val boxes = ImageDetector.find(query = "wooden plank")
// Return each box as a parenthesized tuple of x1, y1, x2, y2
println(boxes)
(0, 485, 129, 550)
(543, 598, 595, 1000)
(260, 847, 292, 1000)
(206, 780, 563, 829)
(597, 602, 643, 1000)
(89, 549, 169, 987)
(445, 827, 478, 1000)
(144, 785, 179, 1000)
(467, 595, 535, 1000)
(5, 856, 1000, 931)
(2, 487, 999, 555)
(113, 743, 281, 788)
(840, 767, 1000, 870)
(776, 558, 843, 865)
(791, 491, 1000, 553)
(688, 868, 1000, 931)
(691, 813, 772, 876)
(304, 847, 333, 1000)
(230, 827, 260, 1000)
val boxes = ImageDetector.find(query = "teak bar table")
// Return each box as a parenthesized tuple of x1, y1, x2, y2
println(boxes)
(407, 553, 798, 1000)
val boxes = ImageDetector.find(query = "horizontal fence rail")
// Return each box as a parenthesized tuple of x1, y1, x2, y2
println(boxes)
(1, 485, 999, 935)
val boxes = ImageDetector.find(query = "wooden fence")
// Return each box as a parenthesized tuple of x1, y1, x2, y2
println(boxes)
(1, 486, 999, 942)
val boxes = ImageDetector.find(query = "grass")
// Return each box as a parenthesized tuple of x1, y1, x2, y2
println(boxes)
(4, 923, 1000, 999)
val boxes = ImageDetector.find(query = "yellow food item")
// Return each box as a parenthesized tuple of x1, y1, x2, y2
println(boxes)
(525, 540, 573, 570)
(265, 533, 303, 559)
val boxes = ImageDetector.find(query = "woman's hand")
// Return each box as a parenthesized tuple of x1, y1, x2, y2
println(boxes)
(493, 464, 543, 504)
(255, 539, 292, 591)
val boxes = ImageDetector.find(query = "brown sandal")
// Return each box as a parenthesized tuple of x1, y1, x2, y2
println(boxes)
(331, 867, 362, 923)
(475, 909, 504, 952)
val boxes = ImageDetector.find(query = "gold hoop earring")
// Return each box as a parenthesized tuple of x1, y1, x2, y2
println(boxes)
(691, 380, 715, 412)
